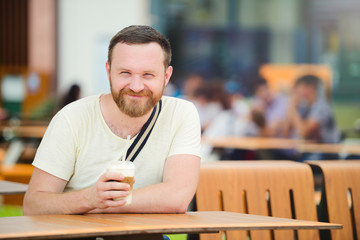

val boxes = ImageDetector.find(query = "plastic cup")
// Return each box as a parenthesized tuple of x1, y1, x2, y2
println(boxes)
(107, 161, 135, 205)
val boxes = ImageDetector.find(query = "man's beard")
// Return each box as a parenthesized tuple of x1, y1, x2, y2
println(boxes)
(111, 82, 164, 118)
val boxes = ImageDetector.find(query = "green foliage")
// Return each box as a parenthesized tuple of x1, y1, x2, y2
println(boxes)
(0, 205, 23, 217)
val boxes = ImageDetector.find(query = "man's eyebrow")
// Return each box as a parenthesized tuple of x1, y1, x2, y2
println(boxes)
(143, 70, 157, 73)
(113, 67, 158, 73)
(114, 67, 130, 71)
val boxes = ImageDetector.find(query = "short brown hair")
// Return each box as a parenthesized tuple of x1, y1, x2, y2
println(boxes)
(295, 75, 320, 89)
(108, 25, 172, 68)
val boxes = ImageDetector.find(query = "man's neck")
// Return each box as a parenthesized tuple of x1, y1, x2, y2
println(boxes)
(100, 94, 152, 139)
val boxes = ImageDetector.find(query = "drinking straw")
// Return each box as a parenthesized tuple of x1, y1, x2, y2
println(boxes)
(122, 135, 131, 161)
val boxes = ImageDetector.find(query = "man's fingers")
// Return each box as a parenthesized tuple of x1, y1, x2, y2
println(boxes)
(99, 171, 125, 182)
(104, 199, 128, 207)
(103, 189, 129, 199)
(105, 181, 130, 191)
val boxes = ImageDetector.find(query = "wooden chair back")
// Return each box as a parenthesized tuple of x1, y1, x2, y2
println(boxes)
(196, 161, 319, 240)
(307, 160, 360, 240)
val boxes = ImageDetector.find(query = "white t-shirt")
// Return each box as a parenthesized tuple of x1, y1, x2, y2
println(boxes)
(32, 95, 201, 192)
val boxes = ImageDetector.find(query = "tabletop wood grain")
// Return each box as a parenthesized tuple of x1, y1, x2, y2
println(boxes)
(0, 211, 341, 240)
(202, 136, 360, 155)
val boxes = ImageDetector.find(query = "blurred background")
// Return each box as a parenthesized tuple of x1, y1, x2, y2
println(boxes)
(1, 0, 360, 133)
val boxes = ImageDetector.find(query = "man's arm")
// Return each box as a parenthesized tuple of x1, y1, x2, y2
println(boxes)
(285, 96, 320, 139)
(90, 154, 201, 214)
(23, 168, 130, 215)
(289, 109, 319, 138)
(24, 154, 200, 215)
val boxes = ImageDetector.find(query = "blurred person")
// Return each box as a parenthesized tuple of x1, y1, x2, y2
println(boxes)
(201, 81, 251, 160)
(0, 107, 10, 142)
(224, 80, 250, 118)
(191, 82, 224, 131)
(284, 75, 340, 143)
(23, 25, 201, 216)
(59, 83, 81, 109)
(28, 84, 82, 121)
(0, 107, 9, 121)
(247, 77, 288, 137)
(178, 73, 204, 100)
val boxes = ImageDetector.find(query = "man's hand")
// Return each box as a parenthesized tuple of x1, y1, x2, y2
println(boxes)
(86, 171, 130, 210)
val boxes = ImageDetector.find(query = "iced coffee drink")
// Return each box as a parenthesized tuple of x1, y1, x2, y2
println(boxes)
(107, 161, 135, 205)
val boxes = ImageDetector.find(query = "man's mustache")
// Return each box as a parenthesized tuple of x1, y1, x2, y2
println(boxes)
(120, 89, 152, 97)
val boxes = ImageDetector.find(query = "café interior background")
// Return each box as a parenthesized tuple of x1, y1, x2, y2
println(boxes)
(1, 0, 360, 133)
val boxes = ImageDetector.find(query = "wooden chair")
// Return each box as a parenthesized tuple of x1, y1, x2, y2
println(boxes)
(196, 161, 319, 240)
(307, 160, 360, 240)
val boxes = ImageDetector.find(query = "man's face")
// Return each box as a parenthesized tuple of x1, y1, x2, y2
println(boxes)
(255, 84, 272, 104)
(106, 42, 172, 117)
(294, 84, 317, 103)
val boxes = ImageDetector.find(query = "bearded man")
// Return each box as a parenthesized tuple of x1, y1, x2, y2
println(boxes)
(24, 25, 201, 215)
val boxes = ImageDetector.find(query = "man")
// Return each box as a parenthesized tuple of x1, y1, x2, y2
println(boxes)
(284, 75, 340, 143)
(23, 25, 201, 215)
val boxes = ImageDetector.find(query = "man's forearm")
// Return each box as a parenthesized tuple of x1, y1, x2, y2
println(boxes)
(24, 167, 131, 216)
(23, 188, 94, 215)
(93, 182, 194, 214)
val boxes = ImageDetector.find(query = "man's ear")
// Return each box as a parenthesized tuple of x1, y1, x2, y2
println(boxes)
(105, 61, 111, 81)
(164, 66, 173, 86)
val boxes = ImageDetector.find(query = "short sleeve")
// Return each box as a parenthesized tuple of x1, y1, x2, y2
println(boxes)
(32, 110, 77, 181)
(168, 102, 201, 158)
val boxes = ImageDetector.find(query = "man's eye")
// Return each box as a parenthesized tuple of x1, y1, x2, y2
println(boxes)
(144, 73, 154, 77)
(120, 71, 130, 75)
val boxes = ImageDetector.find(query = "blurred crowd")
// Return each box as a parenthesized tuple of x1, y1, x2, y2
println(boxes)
(1, 73, 341, 162)
(165, 73, 341, 161)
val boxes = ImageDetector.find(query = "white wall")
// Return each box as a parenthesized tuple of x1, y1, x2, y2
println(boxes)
(58, 0, 151, 97)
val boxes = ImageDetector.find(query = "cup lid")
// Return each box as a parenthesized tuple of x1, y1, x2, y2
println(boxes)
(107, 161, 135, 170)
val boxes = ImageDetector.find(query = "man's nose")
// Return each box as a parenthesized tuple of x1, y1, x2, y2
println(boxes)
(129, 76, 145, 93)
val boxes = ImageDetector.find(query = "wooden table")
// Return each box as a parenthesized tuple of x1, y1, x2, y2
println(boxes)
(1, 124, 48, 164)
(203, 136, 360, 156)
(202, 136, 306, 151)
(0, 180, 28, 195)
(0, 125, 47, 139)
(298, 142, 360, 155)
(0, 211, 341, 240)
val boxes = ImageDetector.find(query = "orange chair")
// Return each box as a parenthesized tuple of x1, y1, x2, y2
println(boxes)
(307, 160, 360, 240)
(1, 163, 34, 205)
(196, 161, 319, 240)
(259, 64, 332, 98)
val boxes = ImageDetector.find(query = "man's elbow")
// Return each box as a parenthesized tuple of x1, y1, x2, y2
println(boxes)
(174, 202, 189, 214)
(23, 193, 39, 216)
(22, 202, 33, 216)
(168, 196, 193, 213)
(22, 196, 33, 216)
(166, 203, 188, 214)
(22, 207, 33, 216)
